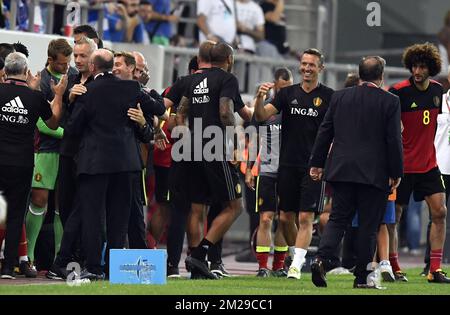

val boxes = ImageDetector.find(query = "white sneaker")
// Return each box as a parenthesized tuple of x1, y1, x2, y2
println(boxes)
(287, 266, 301, 280)
(379, 260, 395, 282)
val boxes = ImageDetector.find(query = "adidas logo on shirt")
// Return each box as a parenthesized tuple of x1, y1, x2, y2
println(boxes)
(193, 78, 209, 94)
(291, 99, 298, 105)
(2, 96, 28, 115)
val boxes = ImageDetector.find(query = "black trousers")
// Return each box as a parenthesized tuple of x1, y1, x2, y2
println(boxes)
(167, 161, 190, 267)
(57, 155, 77, 227)
(79, 172, 135, 274)
(317, 182, 387, 283)
(0, 165, 33, 269)
(54, 192, 82, 267)
(128, 172, 148, 249)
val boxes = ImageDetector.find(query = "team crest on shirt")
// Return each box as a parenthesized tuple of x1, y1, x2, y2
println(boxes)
(235, 183, 242, 194)
(434, 96, 441, 107)
(35, 173, 42, 182)
(313, 97, 323, 107)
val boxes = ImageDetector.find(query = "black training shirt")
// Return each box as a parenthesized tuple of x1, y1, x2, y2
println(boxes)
(272, 83, 334, 168)
(0, 81, 53, 167)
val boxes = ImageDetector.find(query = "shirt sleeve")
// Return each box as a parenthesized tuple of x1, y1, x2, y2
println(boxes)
(220, 73, 241, 103)
(165, 77, 185, 107)
(197, 0, 210, 16)
(271, 88, 285, 112)
(255, 5, 265, 26)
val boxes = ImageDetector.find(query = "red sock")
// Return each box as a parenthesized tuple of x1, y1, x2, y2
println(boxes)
(389, 253, 401, 272)
(430, 249, 443, 273)
(18, 224, 28, 257)
(256, 252, 269, 270)
(272, 251, 286, 271)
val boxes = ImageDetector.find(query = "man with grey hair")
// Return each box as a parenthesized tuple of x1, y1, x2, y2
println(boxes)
(0, 52, 67, 279)
(57, 36, 97, 227)
(65, 49, 165, 280)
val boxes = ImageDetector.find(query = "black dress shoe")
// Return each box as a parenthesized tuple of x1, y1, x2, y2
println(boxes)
(311, 258, 327, 287)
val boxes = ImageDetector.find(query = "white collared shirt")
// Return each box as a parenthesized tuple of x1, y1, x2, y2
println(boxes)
(435, 90, 450, 175)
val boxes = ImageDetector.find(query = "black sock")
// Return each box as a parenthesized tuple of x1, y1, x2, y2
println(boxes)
(207, 243, 222, 264)
(192, 239, 214, 261)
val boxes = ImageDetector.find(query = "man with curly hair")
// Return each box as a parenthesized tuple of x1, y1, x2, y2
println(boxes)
(388, 42, 450, 283)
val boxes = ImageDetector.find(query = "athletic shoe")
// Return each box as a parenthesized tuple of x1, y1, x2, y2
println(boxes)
(394, 270, 408, 282)
(1, 266, 16, 279)
(311, 258, 327, 287)
(427, 269, 450, 283)
(185, 256, 218, 280)
(271, 268, 288, 277)
(79, 269, 105, 281)
(167, 265, 181, 278)
(210, 262, 231, 278)
(46, 264, 67, 280)
(256, 268, 270, 278)
(19, 260, 37, 278)
(379, 260, 395, 282)
(287, 266, 301, 280)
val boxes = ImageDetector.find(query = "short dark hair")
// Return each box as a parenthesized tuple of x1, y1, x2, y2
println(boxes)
(48, 38, 73, 59)
(93, 53, 113, 72)
(274, 67, 292, 81)
(74, 24, 99, 39)
(12, 42, 29, 57)
(210, 42, 233, 64)
(198, 40, 215, 63)
(74, 24, 103, 48)
(188, 56, 198, 73)
(359, 56, 385, 82)
(114, 51, 136, 68)
(0, 57, 4, 70)
(301, 48, 324, 66)
(0, 43, 15, 60)
(402, 43, 442, 77)
(344, 72, 360, 87)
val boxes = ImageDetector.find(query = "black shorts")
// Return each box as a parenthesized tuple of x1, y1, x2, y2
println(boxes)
(278, 166, 323, 213)
(396, 167, 446, 206)
(188, 160, 242, 204)
(256, 175, 278, 213)
(154, 165, 170, 203)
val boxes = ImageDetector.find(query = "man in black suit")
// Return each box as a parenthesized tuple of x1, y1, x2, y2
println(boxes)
(308, 56, 403, 288)
(66, 49, 165, 279)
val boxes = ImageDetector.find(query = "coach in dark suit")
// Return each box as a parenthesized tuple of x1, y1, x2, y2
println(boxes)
(66, 49, 165, 279)
(309, 56, 403, 288)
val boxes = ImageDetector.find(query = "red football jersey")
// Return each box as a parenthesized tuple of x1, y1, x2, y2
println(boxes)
(389, 78, 443, 173)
